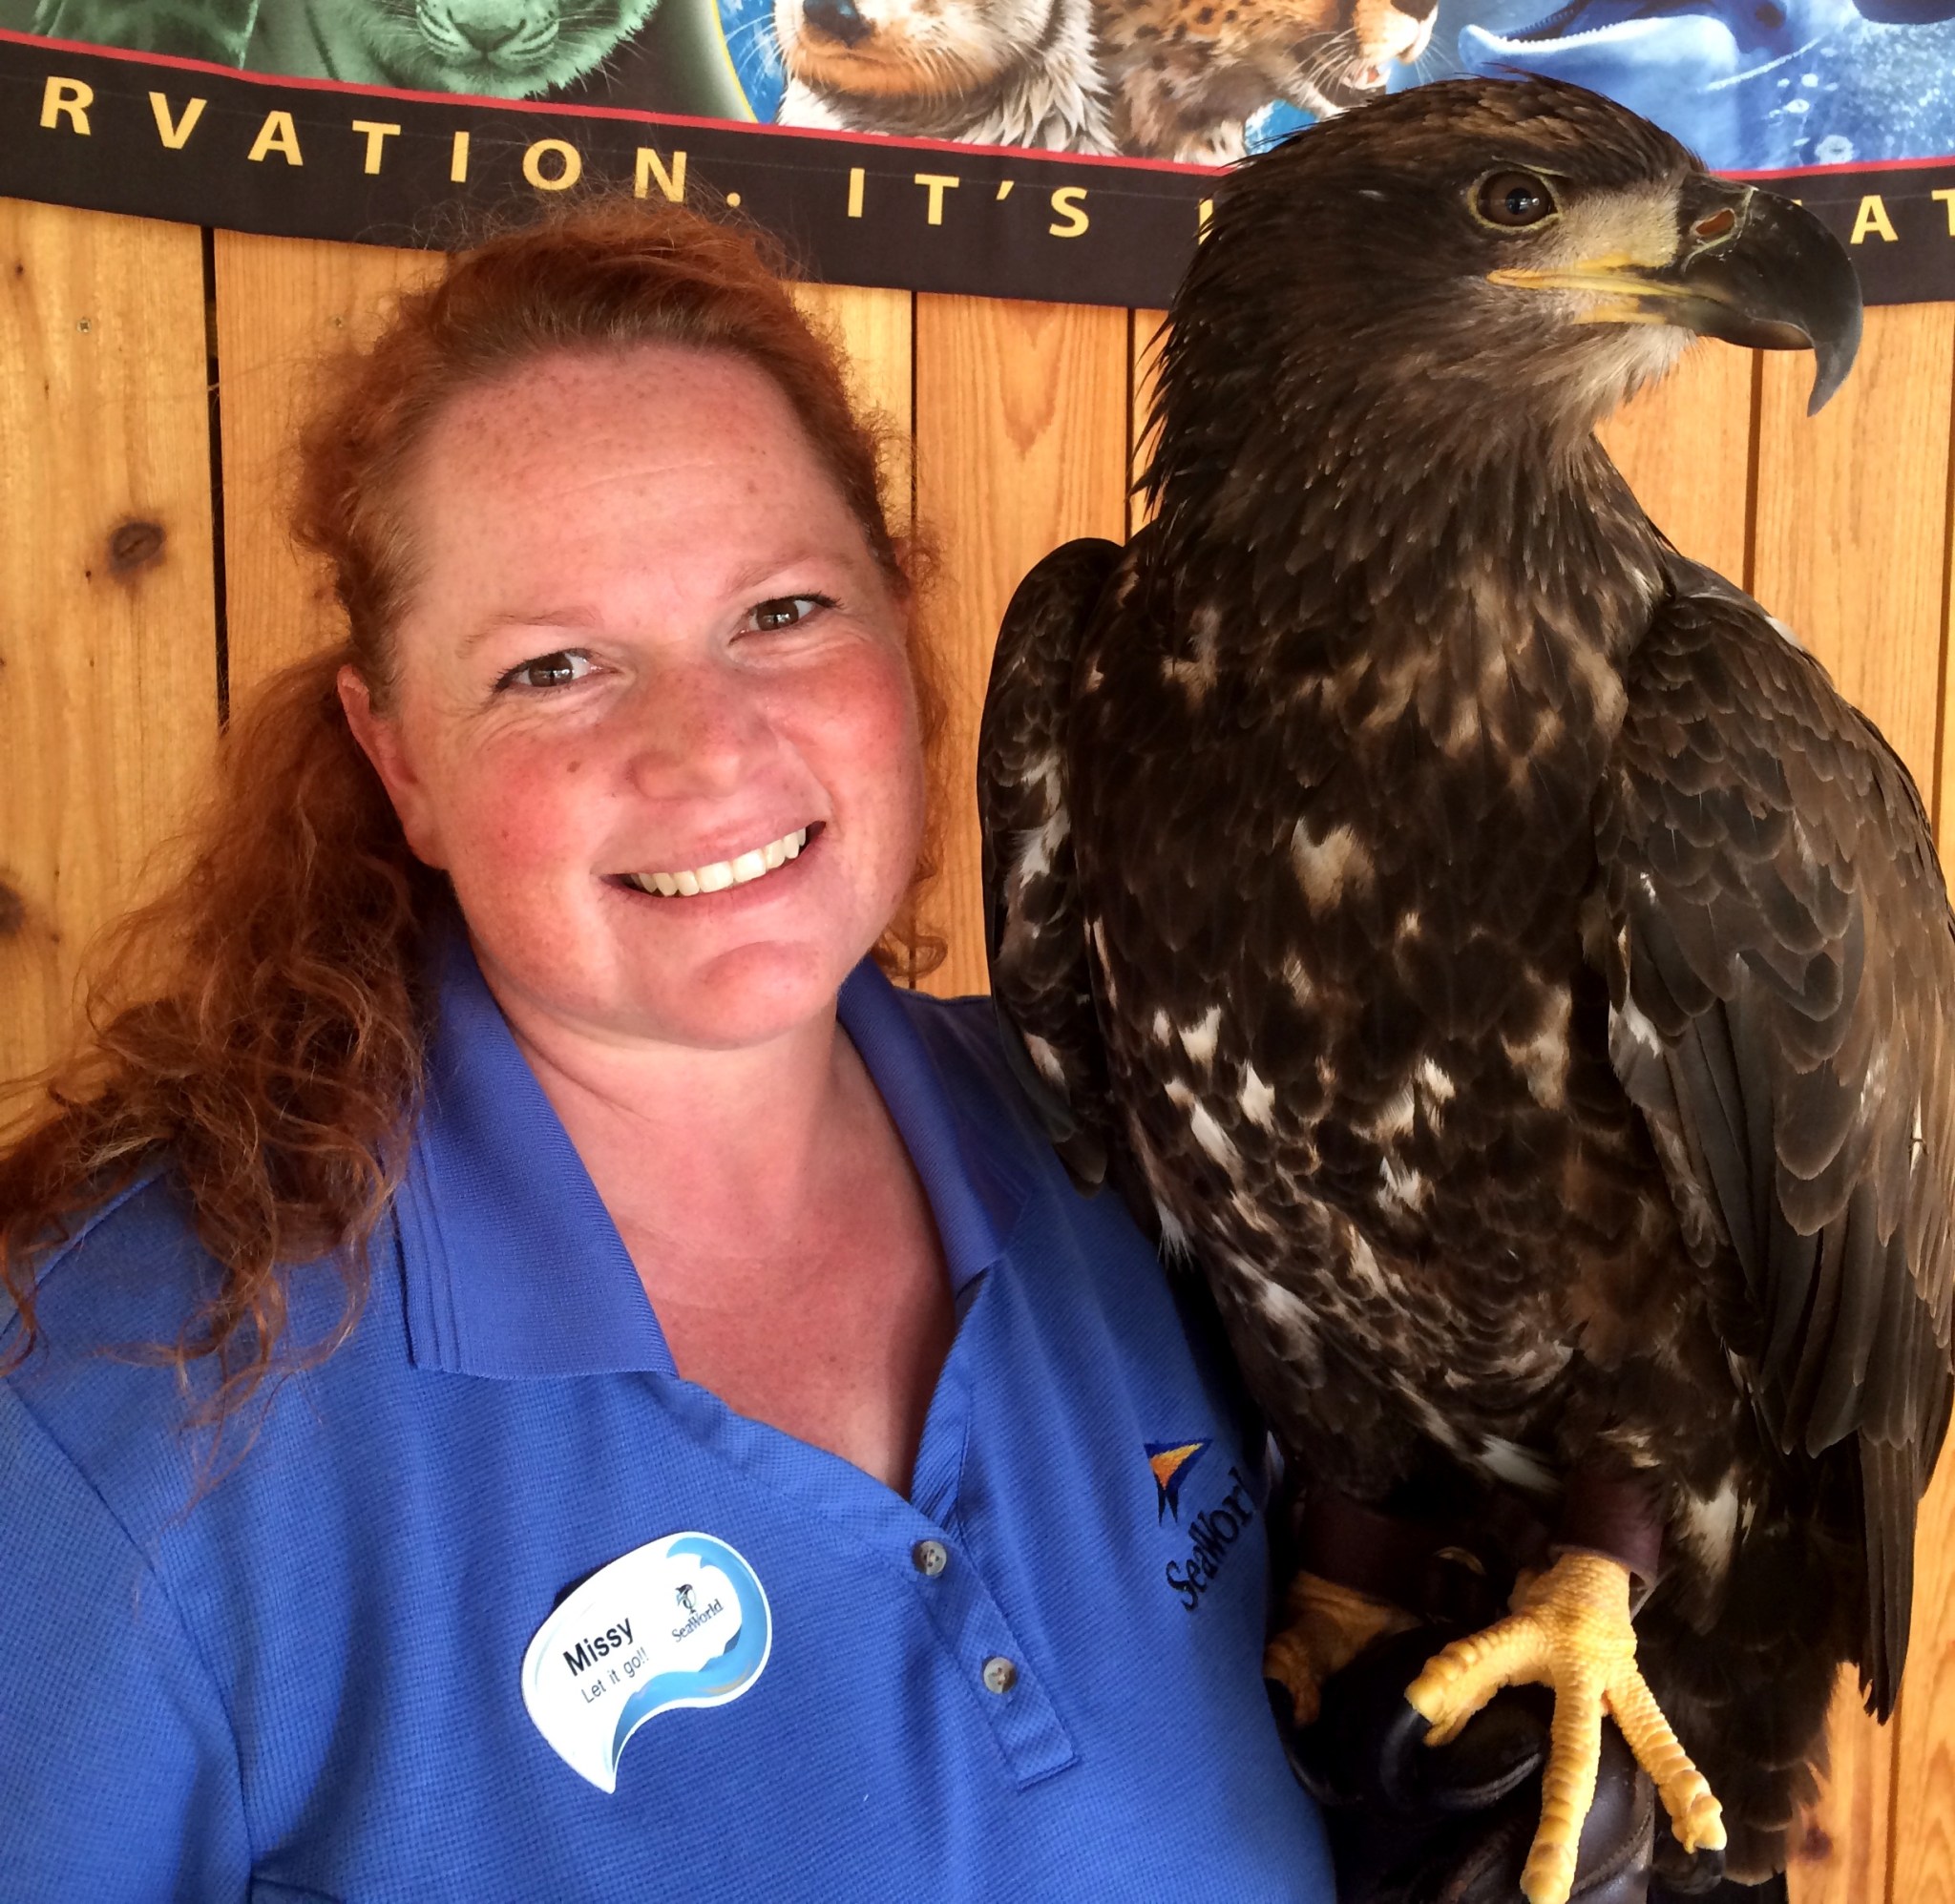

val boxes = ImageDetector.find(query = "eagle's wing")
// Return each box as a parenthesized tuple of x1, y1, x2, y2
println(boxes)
(1592, 551, 1955, 1714)
(978, 537, 1125, 1191)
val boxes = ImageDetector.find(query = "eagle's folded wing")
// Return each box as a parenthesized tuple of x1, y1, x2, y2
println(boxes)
(978, 537, 1125, 1190)
(1590, 553, 1955, 1713)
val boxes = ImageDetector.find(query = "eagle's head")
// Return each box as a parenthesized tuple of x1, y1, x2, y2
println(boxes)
(1167, 77, 1860, 465)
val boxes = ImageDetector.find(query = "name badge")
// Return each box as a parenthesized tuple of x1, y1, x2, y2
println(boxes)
(521, 1531, 772, 1793)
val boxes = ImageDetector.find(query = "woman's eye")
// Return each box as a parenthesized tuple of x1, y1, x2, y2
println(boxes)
(746, 595, 834, 633)
(496, 650, 592, 691)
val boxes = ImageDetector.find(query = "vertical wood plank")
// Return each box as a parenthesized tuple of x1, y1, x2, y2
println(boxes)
(212, 232, 441, 701)
(1758, 300, 1955, 1904)
(789, 282, 914, 537)
(1596, 343, 1755, 587)
(1788, 1672, 1894, 1904)
(1937, 316, 1955, 852)
(1131, 308, 1168, 536)
(1885, 304, 1955, 1904)
(1880, 1454, 1955, 1904)
(914, 294, 1129, 997)
(1754, 304, 1954, 790)
(0, 201, 217, 1082)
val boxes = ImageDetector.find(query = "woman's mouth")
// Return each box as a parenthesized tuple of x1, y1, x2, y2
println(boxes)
(619, 825, 817, 898)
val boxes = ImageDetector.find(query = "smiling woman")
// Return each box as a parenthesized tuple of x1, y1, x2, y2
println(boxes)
(0, 200, 1336, 1899)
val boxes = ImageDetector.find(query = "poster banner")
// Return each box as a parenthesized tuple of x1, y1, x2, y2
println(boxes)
(0, 1, 1950, 307)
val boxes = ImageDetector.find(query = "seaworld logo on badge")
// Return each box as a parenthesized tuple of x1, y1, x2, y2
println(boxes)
(521, 1531, 771, 1793)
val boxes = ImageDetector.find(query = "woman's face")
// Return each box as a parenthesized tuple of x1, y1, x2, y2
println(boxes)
(346, 343, 925, 1055)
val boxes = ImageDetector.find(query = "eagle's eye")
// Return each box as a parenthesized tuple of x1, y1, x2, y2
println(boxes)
(1474, 171, 1559, 230)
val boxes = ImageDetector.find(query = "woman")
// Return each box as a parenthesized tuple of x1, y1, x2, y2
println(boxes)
(0, 201, 1335, 1898)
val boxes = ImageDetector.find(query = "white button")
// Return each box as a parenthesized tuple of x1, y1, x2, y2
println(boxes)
(981, 1656, 1019, 1695)
(912, 1538, 950, 1579)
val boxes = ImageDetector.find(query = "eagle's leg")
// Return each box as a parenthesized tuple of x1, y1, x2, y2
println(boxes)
(1404, 1551, 1725, 1904)
(1263, 1570, 1416, 1726)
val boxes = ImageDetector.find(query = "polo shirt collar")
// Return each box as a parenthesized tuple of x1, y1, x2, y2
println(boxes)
(395, 932, 1024, 1378)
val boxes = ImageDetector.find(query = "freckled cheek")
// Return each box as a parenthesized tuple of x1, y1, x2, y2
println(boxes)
(849, 716, 927, 902)
(799, 672, 922, 829)
(447, 755, 599, 881)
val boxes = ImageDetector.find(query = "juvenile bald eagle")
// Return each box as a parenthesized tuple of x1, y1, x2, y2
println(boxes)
(978, 78, 1955, 1903)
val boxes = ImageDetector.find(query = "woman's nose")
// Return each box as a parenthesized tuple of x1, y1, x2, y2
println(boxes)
(622, 660, 778, 792)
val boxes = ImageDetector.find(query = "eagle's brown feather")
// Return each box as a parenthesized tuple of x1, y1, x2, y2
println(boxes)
(978, 75, 1955, 1883)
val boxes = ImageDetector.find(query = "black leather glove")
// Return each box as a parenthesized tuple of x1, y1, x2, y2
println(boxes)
(1281, 1623, 1658, 1904)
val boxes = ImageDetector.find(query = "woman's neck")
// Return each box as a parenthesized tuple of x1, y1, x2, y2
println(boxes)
(482, 967, 955, 1493)
(494, 994, 853, 1261)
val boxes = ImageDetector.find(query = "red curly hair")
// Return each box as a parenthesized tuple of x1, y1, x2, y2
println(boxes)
(0, 199, 945, 1426)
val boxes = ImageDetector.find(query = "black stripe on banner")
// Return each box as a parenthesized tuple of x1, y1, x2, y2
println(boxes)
(0, 29, 1950, 307)
(0, 28, 1211, 306)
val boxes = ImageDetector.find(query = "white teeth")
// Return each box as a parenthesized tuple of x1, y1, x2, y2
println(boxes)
(630, 827, 809, 899)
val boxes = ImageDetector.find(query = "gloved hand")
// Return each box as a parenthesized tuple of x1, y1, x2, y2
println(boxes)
(1281, 1622, 1662, 1904)
(1267, 1481, 1752, 1901)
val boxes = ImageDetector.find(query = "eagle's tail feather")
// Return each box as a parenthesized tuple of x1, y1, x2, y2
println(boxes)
(1644, 1517, 1852, 1885)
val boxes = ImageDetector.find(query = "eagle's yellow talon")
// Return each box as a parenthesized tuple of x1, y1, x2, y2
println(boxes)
(1262, 1571, 1414, 1727)
(1400, 1551, 1725, 1904)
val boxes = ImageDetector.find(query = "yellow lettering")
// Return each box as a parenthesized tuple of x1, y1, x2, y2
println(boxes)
(247, 111, 304, 166)
(914, 173, 959, 225)
(147, 92, 206, 149)
(451, 129, 472, 182)
(1048, 186, 1088, 239)
(40, 76, 92, 135)
(523, 138, 581, 192)
(635, 146, 687, 202)
(1934, 188, 1955, 237)
(847, 166, 865, 220)
(1850, 194, 1896, 244)
(1197, 198, 1213, 240)
(351, 119, 401, 176)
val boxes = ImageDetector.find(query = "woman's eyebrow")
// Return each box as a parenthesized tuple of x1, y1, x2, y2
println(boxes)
(458, 608, 601, 657)
(723, 544, 858, 597)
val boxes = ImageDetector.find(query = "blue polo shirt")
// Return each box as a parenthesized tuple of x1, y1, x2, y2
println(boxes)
(1, 940, 1333, 1900)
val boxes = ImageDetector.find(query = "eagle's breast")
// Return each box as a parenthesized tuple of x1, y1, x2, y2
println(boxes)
(1071, 546, 1737, 1494)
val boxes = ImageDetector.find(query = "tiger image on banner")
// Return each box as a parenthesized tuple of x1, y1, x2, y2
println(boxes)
(26, 0, 663, 94)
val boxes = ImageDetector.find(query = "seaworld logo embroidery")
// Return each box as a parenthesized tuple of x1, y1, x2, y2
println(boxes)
(1146, 1437, 1210, 1521)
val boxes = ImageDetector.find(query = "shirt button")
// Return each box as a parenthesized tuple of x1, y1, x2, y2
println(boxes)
(911, 1538, 950, 1579)
(981, 1656, 1019, 1695)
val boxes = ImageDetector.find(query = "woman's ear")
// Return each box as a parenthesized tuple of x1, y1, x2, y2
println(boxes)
(338, 665, 450, 869)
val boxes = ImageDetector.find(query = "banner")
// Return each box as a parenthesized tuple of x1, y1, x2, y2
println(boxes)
(0, 1, 1950, 307)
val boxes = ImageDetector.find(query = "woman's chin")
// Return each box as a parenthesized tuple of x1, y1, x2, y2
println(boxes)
(629, 942, 865, 1052)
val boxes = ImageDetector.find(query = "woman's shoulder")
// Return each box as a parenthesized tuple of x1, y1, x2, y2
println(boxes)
(878, 983, 1035, 1107)
(1, 1165, 224, 1560)
(888, 984, 1012, 1071)
(2, 1162, 353, 1506)
(3, 1161, 213, 1359)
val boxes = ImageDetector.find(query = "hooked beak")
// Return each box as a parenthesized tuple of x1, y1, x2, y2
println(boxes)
(1489, 179, 1863, 414)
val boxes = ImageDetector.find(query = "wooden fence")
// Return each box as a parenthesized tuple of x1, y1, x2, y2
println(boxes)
(2, 191, 1953, 1900)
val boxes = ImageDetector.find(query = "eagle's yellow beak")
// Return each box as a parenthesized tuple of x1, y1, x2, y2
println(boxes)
(1487, 180, 1862, 414)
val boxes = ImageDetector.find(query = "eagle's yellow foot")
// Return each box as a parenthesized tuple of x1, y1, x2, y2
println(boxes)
(1263, 1570, 1416, 1726)
(1403, 1550, 1725, 1904)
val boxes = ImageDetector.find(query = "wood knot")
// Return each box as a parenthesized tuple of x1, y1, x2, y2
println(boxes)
(0, 881, 26, 938)
(108, 519, 165, 575)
